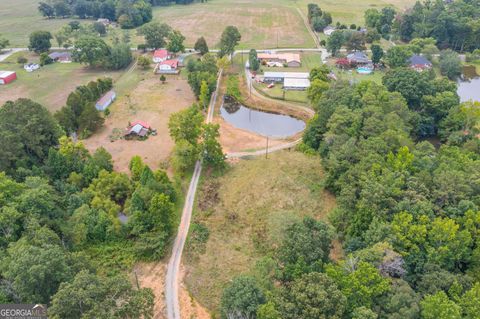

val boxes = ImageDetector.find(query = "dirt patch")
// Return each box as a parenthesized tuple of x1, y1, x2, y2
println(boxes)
(215, 117, 285, 154)
(84, 76, 196, 173)
(134, 262, 167, 319)
(198, 180, 220, 212)
(180, 266, 211, 319)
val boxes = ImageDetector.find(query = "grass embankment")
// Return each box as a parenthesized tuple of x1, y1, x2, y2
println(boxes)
(184, 150, 336, 314)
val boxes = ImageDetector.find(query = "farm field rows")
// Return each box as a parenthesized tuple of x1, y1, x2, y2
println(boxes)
(1, 0, 417, 48)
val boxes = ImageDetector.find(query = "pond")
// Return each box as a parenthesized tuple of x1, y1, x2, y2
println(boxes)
(457, 65, 480, 103)
(220, 101, 306, 138)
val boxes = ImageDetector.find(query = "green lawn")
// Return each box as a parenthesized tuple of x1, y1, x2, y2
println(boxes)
(296, 0, 418, 26)
(0, 51, 131, 112)
(0, 0, 83, 47)
(253, 82, 310, 104)
(1, 0, 418, 48)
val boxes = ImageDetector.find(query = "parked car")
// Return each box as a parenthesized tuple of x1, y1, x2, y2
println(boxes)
(267, 83, 275, 88)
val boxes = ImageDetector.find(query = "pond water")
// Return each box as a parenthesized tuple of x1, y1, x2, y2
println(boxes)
(457, 65, 480, 102)
(220, 102, 306, 138)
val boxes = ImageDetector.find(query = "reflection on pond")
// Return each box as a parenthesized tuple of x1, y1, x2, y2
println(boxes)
(458, 65, 480, 102)
(220, 101, 306, 138)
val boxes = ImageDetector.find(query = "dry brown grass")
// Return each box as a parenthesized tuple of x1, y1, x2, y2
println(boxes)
(184, 150, 336, 313)
(84, 74, 196, 173)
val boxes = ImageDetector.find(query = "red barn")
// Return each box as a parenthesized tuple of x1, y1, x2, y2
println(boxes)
(0, 71, 16, 85)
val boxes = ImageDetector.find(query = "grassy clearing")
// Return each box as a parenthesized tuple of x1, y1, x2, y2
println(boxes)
(184, 151, 336, 313)
(151, 0, 315, 49)
(253, 82, 310, 104)
(0, 51, 126, 112)
(0, 0, 85, 47)
(296, 0, 418, 26)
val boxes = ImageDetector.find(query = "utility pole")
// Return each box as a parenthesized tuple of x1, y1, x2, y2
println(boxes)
(265, 136, 269, 159)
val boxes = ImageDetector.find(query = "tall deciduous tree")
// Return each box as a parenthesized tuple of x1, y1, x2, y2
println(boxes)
(167, 30, 185, 55)
(194, 36, 209, 55)
(49, 270, 154, 319)
(219, 26, 241, 58)
(201, 123, 225, 168)
(279, 272, 347, 319)
(28, 30, 52, 53)
(72, 35, 110, 67)
(326, 31, 344, 56)
(221, 276, 265, 319)
(249, 49, 260, 71)
(0, 99, 62, 174)
(371, 44, 384, 64)
(138, 22, 171, 49)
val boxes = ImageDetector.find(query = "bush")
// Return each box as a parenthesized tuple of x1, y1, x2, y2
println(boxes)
(39, 52, 53, 66)
(17, 56, 28, 64)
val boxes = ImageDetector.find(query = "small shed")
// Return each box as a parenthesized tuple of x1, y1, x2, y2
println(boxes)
(153, 49, 170, 63)
(125, 121, 151, 137)
(95, 90, 116, 111)
(283, 78, 311, 90)
(0, 71, 16, 85)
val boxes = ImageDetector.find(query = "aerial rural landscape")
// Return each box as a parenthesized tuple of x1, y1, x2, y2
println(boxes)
(0, 0, 479, 318)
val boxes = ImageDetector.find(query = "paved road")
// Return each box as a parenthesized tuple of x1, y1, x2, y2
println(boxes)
(0, 48, 25, 62)
(165, 69, 223, 319)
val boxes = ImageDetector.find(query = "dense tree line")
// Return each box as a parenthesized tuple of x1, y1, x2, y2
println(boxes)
(38, 0, 206, 28)
(72, 34, 132, 69)
(38, 0, 152, 29)
(307, 3, 333, 32)
(186, 53, 218, 99)
(220, 67, 480, 318)
(55, 78, 112, 138)
(0, 98, 179, 315)
(168, 104, 225, 173)
(393, 0, 480, 52)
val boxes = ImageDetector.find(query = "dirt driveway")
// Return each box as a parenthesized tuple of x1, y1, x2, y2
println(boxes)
(84, 77, 195, 173)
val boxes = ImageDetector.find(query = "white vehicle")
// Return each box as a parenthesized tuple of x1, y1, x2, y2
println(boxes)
(24, 63, 40, 72)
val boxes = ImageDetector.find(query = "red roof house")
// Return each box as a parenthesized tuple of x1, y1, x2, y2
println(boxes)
(153, 49, 170, 63)
(156, 59, 180, 74)
(0, 71, 16, 85)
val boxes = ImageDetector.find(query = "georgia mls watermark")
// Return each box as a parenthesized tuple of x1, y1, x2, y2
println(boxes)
(0, 304, 47, 319)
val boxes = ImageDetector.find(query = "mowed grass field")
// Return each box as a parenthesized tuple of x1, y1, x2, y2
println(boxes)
(0, 52, 127, 112)
(184, 151, 336, 313)
(296, 0, 417, 25)
(0, 0, 81, 47)
(2, 0, 418, 48)
(151, 0, 315, 49)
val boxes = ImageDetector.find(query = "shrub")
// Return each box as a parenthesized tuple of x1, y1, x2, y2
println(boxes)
(17, 56, 28, 64)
